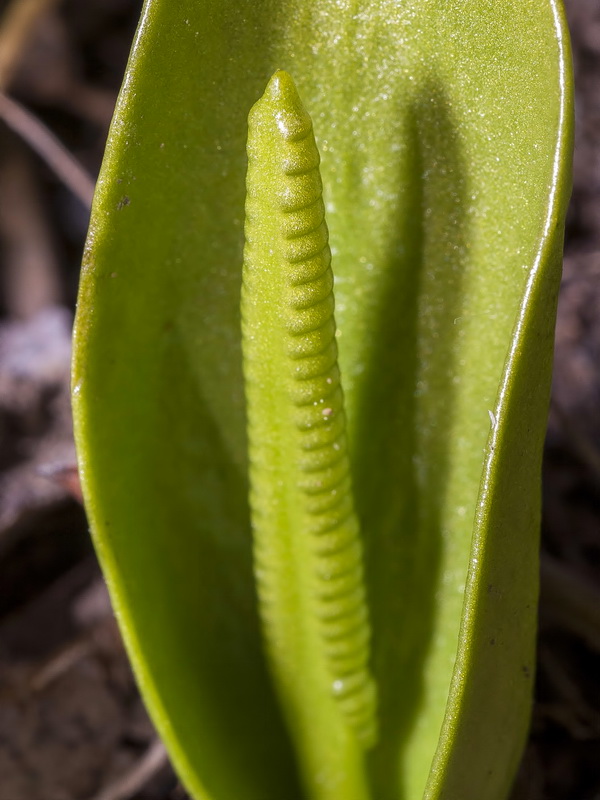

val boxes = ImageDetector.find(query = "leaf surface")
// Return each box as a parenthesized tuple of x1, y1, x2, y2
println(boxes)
(72, 2, 573, 799)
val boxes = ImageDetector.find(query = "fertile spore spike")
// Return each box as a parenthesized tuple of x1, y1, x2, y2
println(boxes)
(241, 70, 378, 751)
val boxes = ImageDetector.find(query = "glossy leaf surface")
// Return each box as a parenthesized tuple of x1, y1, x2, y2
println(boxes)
(72, 2, 573, 799)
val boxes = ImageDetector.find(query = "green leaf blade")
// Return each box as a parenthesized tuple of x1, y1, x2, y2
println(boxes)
(72, 1, 573, 799)
(423, 12, 574, 794)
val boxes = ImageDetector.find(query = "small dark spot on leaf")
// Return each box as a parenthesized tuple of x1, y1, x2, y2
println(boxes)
(522, 665, 531, 678)
(489, 638, 495, 645)
(117, 196, 130, 210)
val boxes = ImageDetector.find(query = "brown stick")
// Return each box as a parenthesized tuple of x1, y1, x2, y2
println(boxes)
(0, 91, 95, 207)
(88, 738, 169, 800)
(0, 0, 62, 90)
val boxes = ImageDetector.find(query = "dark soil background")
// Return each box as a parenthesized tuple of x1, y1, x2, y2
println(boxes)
(0, 1, 598, 799)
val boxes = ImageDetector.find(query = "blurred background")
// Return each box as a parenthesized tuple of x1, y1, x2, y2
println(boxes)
(0, 1, 598, 798)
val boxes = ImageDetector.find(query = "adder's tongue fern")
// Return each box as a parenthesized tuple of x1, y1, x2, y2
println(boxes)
(241, 71, 377, 798)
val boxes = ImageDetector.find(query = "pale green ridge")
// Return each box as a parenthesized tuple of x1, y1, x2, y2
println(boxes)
(242, 70, 376, 800)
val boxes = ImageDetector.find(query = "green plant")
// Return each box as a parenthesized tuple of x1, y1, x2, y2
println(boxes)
(71, 1, 573, 799)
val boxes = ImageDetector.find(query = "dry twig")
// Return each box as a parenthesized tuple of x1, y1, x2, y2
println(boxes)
(0, 91, 94, 207)
(0, 0, 62, 90)
(88, 738, 169, 800)
(0, 146, 62, 315)
(541, 553, 600, 652)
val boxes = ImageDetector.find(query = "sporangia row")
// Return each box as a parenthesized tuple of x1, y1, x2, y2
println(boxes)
(241, 71, 377, 748)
